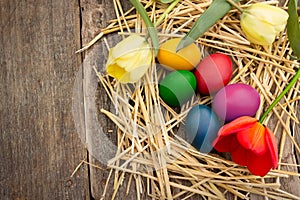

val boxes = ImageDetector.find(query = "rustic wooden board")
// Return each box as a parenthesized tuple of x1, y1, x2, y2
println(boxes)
(79, 1, 139, 199)
(0, 0, 89, 199)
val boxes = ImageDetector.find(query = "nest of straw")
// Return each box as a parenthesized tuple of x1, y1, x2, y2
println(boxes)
(83, 0, 300, 199)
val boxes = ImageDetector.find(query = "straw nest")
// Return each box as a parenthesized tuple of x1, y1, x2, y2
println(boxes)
(79, 0, 300, 199)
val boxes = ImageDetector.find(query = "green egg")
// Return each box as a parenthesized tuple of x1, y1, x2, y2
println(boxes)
(159, 70, 197, 107)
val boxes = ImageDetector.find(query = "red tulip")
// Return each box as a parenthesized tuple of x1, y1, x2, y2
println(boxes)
(213, 116, 278, 177)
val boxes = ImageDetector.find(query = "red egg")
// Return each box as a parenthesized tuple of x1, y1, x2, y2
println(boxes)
(194, 53, 232, 95)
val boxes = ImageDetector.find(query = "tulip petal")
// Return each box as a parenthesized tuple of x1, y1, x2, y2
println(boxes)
(106, 34, 153, 83)
(107, 63, 127, 80)
(241, 13, 276, 45)
(230, 143, 248, 166)
(129, 63, 150, 82)
(213, 134, 238, 152)
(124, 49, 151, 72)
(112, 34, 146, 58)
(247, 151, 274, 177)
(247, 3, 289, 27)
(217, 116, 257, 136)
(128, 50, 152, 83)
(265, 126, 278, 168)
(237, 122, 268, 155)
(240, 125, 278, 177)
(241, 3, 288, 45)
(213, 116, 257, 151)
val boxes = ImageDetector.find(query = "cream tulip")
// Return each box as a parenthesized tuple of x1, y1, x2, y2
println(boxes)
(106, 34, 153, 83)
(240, 3, 289, 45)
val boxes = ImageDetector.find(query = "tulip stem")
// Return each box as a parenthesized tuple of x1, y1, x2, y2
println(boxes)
(259, 66, 300, 123)
(129, 0, 159, 55)
(154, 0, 181, 27)
(226, 0, 243, 12)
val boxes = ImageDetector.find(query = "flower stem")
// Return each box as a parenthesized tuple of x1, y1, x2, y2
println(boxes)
(259, 66, 300, 123)
(129, 0, 159, 55)
(154, 0, 180, 27)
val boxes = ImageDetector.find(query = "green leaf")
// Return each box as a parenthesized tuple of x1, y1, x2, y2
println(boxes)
(287, 0, 300, 59)
(176, 0, 239, 51)
(160, 0, 176, 3)
(129, 0, 159, 55)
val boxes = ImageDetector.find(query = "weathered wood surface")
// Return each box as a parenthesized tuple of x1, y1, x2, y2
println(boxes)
(0, 0, 89, 199)
(1, 0, 299, 200)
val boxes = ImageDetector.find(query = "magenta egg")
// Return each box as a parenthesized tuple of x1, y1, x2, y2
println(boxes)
(212, 83, 260, 122)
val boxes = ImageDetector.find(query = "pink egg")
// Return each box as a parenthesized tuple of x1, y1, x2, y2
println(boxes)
(212, 83, 260, 122)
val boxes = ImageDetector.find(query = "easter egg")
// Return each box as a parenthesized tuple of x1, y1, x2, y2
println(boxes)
(185, 105, 221, 153)
(212, 83, 260, 122)
(159, 70, 196, 107)
(157, 38, 201, 71)
(194, 53, 232, 95)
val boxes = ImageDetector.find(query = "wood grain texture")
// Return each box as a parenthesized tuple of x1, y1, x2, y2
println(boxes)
(79, 0, 139, 199)
(0, 0, 89, 199)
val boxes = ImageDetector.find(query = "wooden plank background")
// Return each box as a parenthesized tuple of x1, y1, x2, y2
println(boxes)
(0, 0, 89, 199)
(0, 0, 299, 199)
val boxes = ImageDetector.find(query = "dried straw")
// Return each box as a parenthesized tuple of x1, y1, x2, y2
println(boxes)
(82, 0, 300, 199)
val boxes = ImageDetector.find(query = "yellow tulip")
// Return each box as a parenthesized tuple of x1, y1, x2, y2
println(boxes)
(106, 34, 153, 83)
(240, 3, 289, 45)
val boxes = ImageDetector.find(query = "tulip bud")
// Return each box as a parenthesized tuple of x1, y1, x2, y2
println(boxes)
(240, 3, 289, 45)
(106, 34, 153, 83)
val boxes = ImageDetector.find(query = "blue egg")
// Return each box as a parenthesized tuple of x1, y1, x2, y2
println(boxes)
(185, 105, 221, 153)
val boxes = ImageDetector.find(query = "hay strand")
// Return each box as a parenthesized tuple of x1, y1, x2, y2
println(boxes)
(83, 0, 300, 199)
